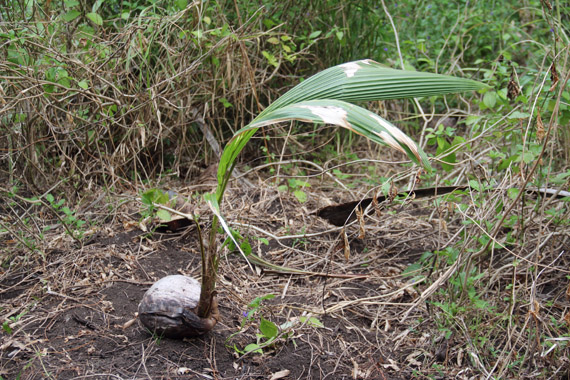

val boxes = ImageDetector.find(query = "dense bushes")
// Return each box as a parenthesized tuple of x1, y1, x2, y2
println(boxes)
(1, 0, 566, 191)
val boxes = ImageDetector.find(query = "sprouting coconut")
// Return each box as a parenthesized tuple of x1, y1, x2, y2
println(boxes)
(137, 60, 486, 340)
(138, 275, 219, 338)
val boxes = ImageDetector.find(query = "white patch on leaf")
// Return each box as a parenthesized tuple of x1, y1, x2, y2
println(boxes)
(299, 105, 350, 128)
(369, 113, 419, 157)
(340, 59, 373, 77)
(339, 61, 362, 78)
(378, 131, 404, 152)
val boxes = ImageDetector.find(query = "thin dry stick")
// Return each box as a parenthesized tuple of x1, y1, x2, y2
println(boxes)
(325, 281, 421, 314)
(240, 159, 350, 191)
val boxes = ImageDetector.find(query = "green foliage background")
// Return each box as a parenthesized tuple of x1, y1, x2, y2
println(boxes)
(1, 0, 568, 191)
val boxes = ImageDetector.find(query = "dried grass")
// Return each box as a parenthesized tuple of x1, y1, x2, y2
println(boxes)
(0, 3, 313, 194)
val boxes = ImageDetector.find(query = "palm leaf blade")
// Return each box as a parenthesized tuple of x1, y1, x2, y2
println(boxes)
(264, 59, 488, 113)
(233, 99, 430, 171)
(217, 59, 488, 201)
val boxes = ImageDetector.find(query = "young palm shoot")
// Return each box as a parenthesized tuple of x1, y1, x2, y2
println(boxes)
(139, 59, 487, 338)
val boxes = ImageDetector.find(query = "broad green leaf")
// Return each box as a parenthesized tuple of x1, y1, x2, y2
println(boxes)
(259, 318, 278, 338)
(262, 51, 278, 67)
(244, 343, 262, 354)
(233, 99, 430, 170)
(468, 180, 481, 192)
(521, 151, 535, 164)
(299, 316, 324, 328)
(92, 0, 104, 12)
(86, 12, 103, 26)
(483, 91, 497, 108)
(240, 239, 252, 256)
(156, 209, 171, 221)
(2, 321, 12, 335)
(175, 0, 187, 10)
(141, 189, 155, 205)
(293, 190, 307, 203)
(263, 18, 275, 28)
(77, 80, 89, 89)
(43, 84, 55, 94)
(7, 46, 30, 66)
(219, 97, 233, 108)
(308, 31, 322, 39)
(216, 60, 488, 202)
(62, 10, 80, 22)
(289, 179, 310, 188)
(436, 137, 457, 172)
(551, 171, 570, 185)
(157, 192, 170, 204)
(402, 262, 423, 277)
(264, 60, 488, 113)
(508, 111, 530, 119)
(465, 115, 482, 125)
(58, 77, 71, 88)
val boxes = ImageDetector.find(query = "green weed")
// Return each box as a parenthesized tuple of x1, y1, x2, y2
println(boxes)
(228, 294, 324, 356)
(45, 194, 87, 241)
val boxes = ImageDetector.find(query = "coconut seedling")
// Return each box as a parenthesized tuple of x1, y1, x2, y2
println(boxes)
(138, 59, 488, 338)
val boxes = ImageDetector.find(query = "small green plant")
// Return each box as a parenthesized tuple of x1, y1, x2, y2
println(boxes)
(425, 123, 466, 172)
(221, 228, 253, 257)
(278, 178, 311, 203)
(229, 294, 324, 355)
(45, 194, 87, 241)
(241, 317, 279, 355)
(226, 294, 276, 354)
(290, 226, 309, 250)
(243, 294, 276, 322)
(2, 309, 28, 335)
(150, 330, 164, 346)
(2, 321, 12, 335)
(139, 188, 176, 221)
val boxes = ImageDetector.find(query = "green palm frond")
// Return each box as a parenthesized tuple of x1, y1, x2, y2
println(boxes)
(264, 59, 486, 113)
(216, 59, 488, 201)
(247, 99, 429, 168)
